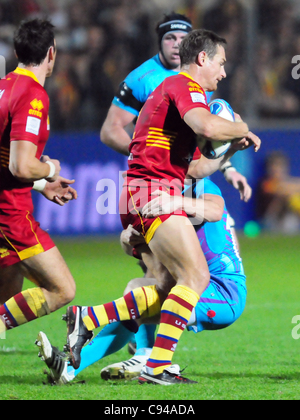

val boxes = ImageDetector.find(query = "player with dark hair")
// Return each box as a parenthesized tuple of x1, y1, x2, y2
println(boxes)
(0, 19, 77, 340)
(64, 29, 260, 385)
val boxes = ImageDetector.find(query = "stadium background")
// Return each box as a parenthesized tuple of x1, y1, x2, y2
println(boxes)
(1, 0, 300, 235)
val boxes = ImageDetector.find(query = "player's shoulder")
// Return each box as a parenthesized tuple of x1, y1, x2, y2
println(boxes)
(126, 54, 164, 82)
(163, 72, 204, 93)
(13, 72, 48, 105)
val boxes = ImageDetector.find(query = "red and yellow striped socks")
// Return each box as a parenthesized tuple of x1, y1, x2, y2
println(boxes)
(0, 288, 50, 330)
(145, 285, 199, 375)
(83, 285, 161, 331)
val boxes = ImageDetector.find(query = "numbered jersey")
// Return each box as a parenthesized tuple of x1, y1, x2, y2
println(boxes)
(0, 68, 50, 211)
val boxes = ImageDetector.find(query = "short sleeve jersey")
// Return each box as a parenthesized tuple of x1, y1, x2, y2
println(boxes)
(112, 53, 214, 116)
(126, 72, 209, 193)
(0, 68, 50, 211)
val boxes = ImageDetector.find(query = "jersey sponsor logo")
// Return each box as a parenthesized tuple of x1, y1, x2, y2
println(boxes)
(29, 99, 44, 118)
(25, 116, 41, 136)
(0, 247, 10, 258)
(30, 99, 44, 111)
(190, 92, 206, 105)
(187, 82, 204, 93)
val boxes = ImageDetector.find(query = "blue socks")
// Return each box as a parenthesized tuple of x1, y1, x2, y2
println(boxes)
(135, 324, 156, 356)
(68, 322, 157, 377)
(68, 322, 133, 377)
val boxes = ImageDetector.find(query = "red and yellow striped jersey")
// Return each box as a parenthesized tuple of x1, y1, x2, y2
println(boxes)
(126, 72, 208, 193)
(0, 68, 50, 211)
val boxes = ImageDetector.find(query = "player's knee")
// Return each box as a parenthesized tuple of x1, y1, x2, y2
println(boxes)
(124, 278, 142, 294)
(56, 281, 76, 307)
(186, 269, 210, 296)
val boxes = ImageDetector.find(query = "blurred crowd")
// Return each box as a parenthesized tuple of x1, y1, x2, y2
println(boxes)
(1, 0, 300, 131)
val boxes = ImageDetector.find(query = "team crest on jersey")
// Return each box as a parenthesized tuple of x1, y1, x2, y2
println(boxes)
(29, 99, 44, 118)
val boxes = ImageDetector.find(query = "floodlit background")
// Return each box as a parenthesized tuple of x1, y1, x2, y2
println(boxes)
(1, 0, 300, 234)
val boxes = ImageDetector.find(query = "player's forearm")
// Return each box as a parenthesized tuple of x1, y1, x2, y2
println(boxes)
(100, 125, 131, 156)
(202, 117, 248, 142)
(186, 109, 248, 142)
(188, 147, 237, 179)
(10, 158, 53, 183)
(180, 196, 224, 223)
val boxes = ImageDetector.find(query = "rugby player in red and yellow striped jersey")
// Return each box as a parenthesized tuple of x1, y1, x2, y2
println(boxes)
(0, 19, 77, 340)
(65, 29, 261, 385)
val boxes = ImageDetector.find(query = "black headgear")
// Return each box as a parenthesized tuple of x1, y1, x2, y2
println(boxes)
(157, 19, 192, 46)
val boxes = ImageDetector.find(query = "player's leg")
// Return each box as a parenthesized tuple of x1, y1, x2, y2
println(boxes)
(139, 215, 210, 384)
(66, 277, 155, 382)
(0, 246, 76, 333)
(64, 249, 170, 369)
(0, 265, 24, 304)
(99, 277, 158, 381)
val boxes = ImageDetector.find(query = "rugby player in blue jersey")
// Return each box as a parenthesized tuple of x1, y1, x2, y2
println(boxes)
(36, 177, 247, 384)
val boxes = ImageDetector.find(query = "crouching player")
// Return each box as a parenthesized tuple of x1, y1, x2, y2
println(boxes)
(36, 177, 247, 385)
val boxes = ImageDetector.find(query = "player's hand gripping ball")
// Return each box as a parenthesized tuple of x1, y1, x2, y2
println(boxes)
(198, 99, 235, 159)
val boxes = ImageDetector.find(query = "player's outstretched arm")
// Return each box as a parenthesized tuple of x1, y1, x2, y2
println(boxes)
(100, 104, 135, 156)
(224, 168, 252, 202)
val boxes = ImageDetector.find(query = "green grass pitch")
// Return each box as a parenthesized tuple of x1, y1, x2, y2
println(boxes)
(0, 234, 299, 400)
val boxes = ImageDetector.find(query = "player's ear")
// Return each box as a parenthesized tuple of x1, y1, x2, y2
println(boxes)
(48, 46, 54, 63)
(48, 40, 56, 63)
(196, 51, 207, 67)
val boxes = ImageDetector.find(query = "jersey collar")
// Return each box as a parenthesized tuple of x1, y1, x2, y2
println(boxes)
(179, 71, 195, 81)
(14, 67, 40, 84)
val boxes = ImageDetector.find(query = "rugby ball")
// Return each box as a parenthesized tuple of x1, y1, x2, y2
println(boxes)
(198, 99, 235, 159)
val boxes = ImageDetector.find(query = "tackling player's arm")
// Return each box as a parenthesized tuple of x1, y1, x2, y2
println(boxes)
(142, 189, 224, 225)
(9, 140, 60, 182)
(187, 147, 237, 180)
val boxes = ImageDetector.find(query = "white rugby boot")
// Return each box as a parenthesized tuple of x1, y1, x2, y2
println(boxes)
(35, 331, 74, 385)
(100, 354, 148, 381)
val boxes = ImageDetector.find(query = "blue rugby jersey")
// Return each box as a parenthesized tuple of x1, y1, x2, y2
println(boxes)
(112, 53, 213, 116)
(187, 178, 246, 285)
